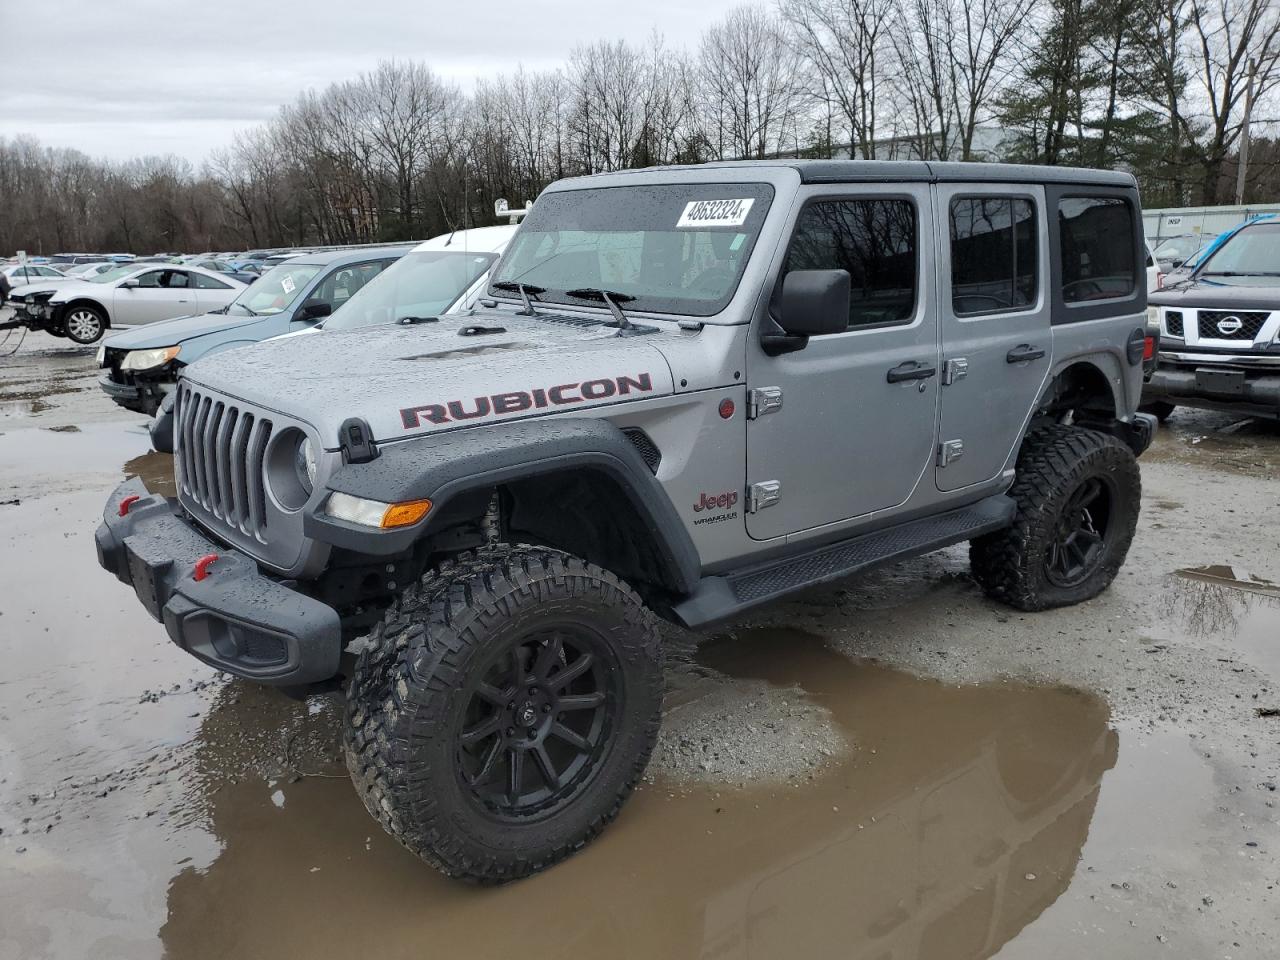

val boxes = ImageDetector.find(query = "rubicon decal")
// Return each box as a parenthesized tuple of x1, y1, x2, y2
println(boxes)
(400, 373, 654, 428)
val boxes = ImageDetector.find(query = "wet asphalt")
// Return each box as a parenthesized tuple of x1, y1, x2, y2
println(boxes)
(0, 332, 1277, 959)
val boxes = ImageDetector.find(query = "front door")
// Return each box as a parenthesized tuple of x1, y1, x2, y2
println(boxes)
(746, 185, 940, 541)
(933, 184, 1052, 491)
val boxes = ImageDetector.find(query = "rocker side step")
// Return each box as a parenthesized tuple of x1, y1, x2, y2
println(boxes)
(671, 495, 1015, 629)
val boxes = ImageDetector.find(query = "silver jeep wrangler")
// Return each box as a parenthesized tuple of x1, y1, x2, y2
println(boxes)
(97, 161, 1155, 882)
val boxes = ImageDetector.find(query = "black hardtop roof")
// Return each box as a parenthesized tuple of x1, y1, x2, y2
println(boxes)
(587, 159, 1136, 188)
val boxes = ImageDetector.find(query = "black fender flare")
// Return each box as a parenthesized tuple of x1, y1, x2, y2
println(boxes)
(303, 418, 702, 594)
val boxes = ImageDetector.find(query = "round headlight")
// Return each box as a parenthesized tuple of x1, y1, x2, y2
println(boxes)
(296, 436, 318, 493)
(264, 428, 316, 512)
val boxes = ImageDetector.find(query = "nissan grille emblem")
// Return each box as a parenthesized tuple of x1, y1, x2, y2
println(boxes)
(1216, 315, 1243, 335)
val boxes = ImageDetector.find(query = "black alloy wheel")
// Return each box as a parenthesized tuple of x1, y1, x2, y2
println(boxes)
(457, 626, 617, 821)
(1043, 476, 1114, 588)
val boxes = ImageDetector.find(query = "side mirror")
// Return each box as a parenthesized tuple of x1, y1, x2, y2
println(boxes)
(119, 279, 138, 289)
(1170, 258, 1185, 268)
(295, 302, 332, 322)
(776, 269, 850, 337)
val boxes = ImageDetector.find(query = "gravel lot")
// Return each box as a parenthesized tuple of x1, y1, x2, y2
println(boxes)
(1, 332, 1276, 959)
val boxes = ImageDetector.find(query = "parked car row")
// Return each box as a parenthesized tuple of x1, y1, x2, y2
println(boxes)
(100, 224, 518, 449)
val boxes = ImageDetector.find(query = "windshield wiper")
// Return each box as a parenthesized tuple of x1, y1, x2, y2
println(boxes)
(492, 281, 545, 316)
(565, 288, 638, 332)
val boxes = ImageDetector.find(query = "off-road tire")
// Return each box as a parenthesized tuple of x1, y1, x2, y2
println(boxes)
(970, 424, 1141, 611)
(1140, 400, 1176, 423)
(343, 544, 662, 883)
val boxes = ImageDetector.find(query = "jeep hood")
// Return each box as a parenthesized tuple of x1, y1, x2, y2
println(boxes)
(183, 314, 677, 447)
(102, 311, 259, 350)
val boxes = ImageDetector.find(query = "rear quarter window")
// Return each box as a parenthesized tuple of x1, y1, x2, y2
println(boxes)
(1058, 197, 1137, 303)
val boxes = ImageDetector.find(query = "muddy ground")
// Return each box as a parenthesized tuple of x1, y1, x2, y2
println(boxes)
(0, 331, 1277, 959)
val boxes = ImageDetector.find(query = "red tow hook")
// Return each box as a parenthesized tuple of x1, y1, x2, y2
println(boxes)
(118, 494, 141, 517)
(192, 554, 219, 582)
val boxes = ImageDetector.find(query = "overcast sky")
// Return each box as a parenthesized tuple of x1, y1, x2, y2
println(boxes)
(1, 0, 743, 167)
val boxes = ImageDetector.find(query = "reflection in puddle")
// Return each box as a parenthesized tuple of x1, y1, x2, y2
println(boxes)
(1164, 565, 1280, 675)
(123, 449, 176, 498)
(158, 629, 1115, 959)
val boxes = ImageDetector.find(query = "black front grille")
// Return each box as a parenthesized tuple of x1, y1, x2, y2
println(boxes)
(1165, 311, 1184, 337)
(1198, 310, 1268, 341)
(175, 383, 273, 539)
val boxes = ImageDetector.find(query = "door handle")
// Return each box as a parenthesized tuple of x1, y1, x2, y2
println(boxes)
(1006, 344, 1046, 363)
(886, 360, 938, 383)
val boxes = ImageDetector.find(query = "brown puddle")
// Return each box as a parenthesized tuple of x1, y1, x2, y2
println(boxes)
(135, 630, 1114, 960)
(1163, 565, 1280, 676)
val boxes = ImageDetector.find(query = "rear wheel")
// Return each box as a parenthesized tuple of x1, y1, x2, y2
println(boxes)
(970, 425, 1141, 611)
(63, 305, 106, 344)
(344, 545, 662, 883)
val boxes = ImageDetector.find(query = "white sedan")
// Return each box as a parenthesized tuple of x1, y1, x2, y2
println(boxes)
(11, 263, 246, 344)
(3, 263, 66, 284)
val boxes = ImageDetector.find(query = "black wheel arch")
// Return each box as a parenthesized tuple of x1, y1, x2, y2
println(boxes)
(305, 418, 702, 598)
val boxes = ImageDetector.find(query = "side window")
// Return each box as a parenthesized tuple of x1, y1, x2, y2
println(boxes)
(784, 199, 917, 330)
(950, 197, 1037, 315)
(1058, 197, 1136, 302)
(310, 261, 387, 308)
(134, 271, 164, 288)
(194, 273, 231, 290)
(163, 270, 190, 289)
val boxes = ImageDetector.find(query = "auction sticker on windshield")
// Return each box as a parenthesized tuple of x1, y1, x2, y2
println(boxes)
(677, 198, 755, 228)
(281, 275, 296, 294)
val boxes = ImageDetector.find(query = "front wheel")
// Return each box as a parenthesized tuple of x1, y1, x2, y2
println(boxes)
(970, 425, 1141, 611)
(344, 545, 662, 883)
(62, 305, 106, 344)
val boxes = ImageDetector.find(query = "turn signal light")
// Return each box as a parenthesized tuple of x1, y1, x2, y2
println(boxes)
(381, 499, 432, 529)
(1143, 336, 1156, 361)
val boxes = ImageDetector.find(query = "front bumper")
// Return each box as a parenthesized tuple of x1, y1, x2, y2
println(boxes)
(95, 477, 342, 685)
(1144, 363, 1280, 418)
(98, 370, 174, 414)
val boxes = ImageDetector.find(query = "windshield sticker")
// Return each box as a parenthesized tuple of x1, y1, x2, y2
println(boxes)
(676, 198, 755, 229)
(281, 275, 296, 294)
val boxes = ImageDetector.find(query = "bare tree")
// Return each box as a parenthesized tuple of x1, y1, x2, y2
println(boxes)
(698, 6, 804, 159)
(780, 0, 897, 158)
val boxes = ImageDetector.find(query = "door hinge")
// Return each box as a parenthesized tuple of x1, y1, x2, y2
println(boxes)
(942, 358, 969, 386)
(747, 480, 782, 513)
(746, 386, 783, 420)
(937, 439, 964, 467)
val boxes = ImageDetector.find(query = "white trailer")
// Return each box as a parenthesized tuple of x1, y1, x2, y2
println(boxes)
(1143, 203, 1280, 242)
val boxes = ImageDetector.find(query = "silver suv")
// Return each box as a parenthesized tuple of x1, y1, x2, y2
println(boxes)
(96, 161, 1155, 882)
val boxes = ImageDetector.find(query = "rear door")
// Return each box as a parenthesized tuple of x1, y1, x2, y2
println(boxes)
(934, 183, 1051, 492)
(746, 184, 940, 540)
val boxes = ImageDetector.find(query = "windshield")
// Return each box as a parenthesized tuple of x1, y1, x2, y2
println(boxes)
(91, 264, 145, 284)
(226, 262, 323, 315)
(1195, 223, 1280, 285)
(323, 250, 496, 330)
(489, 183, 774, 316)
